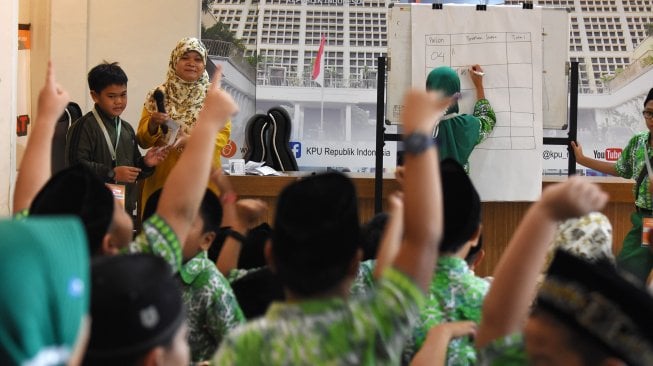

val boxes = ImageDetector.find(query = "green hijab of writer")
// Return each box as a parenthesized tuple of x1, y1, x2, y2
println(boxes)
(426, 67, 481, 167)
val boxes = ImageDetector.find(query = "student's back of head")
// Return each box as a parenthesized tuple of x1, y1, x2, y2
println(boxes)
(440, 158, 481, 254)
(231, 267, 285, 319)
(198, 189, 222, 238)
(29, 164, 115, 256)
(533, 249, 653, 365)
(87, 62, 128, 93)
(465, 234, 484, 268)
(143, 187, 222, 238)
(238, 222, 273, 269)
(272, 172, 360, 297)
(83, 254, 187, 366)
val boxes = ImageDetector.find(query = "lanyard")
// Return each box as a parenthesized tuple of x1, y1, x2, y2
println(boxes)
(92, 107, 122, 162)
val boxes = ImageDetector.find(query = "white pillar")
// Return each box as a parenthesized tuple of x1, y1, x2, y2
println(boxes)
(345, 104, 352, 142)
(293, 103, 302, 139)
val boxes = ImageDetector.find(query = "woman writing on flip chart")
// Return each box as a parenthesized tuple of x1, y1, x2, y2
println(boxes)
(425, 64, 496, 173)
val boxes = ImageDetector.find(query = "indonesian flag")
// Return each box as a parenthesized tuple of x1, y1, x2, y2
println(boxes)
(311, 35, 326, 86)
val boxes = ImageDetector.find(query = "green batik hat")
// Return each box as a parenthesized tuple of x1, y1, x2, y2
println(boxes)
(0, 217, 89, 366)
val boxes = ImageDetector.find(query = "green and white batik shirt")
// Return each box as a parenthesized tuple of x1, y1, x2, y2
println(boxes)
(213, 267, 424, 366)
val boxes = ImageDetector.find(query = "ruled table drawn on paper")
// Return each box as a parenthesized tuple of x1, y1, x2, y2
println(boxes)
(423, 31, 537, 150)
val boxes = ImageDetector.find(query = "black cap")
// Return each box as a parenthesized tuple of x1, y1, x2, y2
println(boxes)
(273, 172, 360, 296)
(84, 254, 185, 361)
(30, 164, 114, 255)
(538, 249, 653, 365)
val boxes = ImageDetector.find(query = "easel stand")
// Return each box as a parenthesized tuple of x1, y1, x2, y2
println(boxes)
(374, 56, 401, 213)
(374, 60, 580, 213)
(543, 61, 579, 175)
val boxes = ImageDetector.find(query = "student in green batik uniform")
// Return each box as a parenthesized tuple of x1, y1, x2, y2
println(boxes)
(426, 65, 496, 173)
(473, 174, 653, 365)
(13, 63, 240, 364)
(142, 188, 245, 363)
(214, 89, 454, 365)
(572, 88, 653, 282)
(405, 159, 489, 366)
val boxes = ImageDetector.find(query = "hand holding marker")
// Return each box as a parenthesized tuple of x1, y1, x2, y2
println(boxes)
(471, 65, 485, 76)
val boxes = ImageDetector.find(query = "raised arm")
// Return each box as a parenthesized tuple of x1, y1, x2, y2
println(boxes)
(212, 169, 247, 275)
(156, 65, 238, 246)
(13, 61, 70, 213)
(373, 191, 404, 279)
(475, 176, 608, 347)
(391, 90, 452, 292)
(571, 141, 618, 176)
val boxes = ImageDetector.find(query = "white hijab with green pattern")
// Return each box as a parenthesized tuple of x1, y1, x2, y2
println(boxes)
(145, 37, 210, 135)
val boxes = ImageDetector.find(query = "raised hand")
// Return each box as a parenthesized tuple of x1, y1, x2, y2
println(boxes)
(540, 176, 608, 221)
(38, 61, 70, 124)
(13, 61, 70, 213)
(400, 89, 455, 135)
(199, 64, 239, 129)
(236, 199, 269, 230)
(210, 167, 234, 194)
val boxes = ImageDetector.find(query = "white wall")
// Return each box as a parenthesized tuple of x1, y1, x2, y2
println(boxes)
(50, 0, 88, 109)
(83, 1, 201, 124)
(36, 0, 201, 127)
(1, 0, 18, 214)
(1, 0, 201, 212)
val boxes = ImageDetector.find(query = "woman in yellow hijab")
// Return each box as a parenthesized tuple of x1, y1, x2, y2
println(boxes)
(137, 37, 231, 216)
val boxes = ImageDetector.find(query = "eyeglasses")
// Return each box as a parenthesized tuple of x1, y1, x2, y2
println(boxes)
(644, 110, 653, 119)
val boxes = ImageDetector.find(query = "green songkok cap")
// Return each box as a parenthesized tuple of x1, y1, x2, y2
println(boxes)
(426, 66, 460, 114)
(0, 217, 89, 365)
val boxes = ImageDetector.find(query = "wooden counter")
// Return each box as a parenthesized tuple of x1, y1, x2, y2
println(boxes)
(227, 172, 401, 224)
(480, 176, 634, 277)
(228, 173, 635, 278)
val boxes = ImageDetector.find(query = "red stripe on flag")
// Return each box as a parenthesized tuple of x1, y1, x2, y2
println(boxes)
(312, 35, 326, 81)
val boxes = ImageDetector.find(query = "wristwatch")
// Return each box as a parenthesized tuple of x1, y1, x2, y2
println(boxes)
(223, 227, 247, 243)
(107, 169, 115, 181)
(403, 132, 435, 155)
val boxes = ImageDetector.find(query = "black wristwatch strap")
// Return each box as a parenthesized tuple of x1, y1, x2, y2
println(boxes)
(224, 228, 246, 243)
(404, 132, 435, 155)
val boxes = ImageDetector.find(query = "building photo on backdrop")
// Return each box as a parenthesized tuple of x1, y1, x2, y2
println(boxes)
(199, 0, 652, 176)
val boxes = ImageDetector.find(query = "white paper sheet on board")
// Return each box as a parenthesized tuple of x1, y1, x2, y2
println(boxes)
(411, 4, 543, 201)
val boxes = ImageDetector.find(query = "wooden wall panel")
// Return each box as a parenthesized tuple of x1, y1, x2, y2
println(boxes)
(229, 174, 636, 278)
